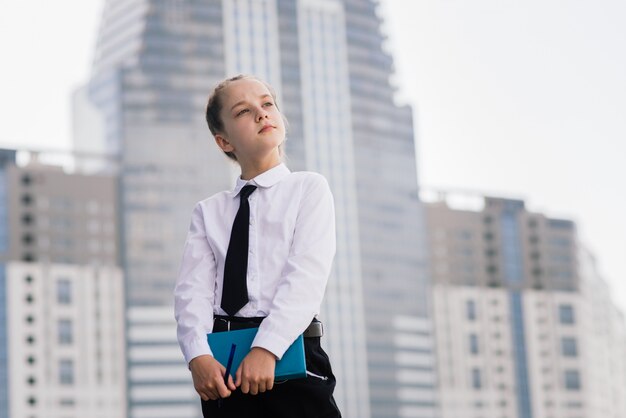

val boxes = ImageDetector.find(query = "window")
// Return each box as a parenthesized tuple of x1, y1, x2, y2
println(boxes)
(60, 398, 75, 406)
(469, 334, 479, 354)
(58, 319, 73, 345)
(561, 337, 577, 357)
(471, 368, 482, 389)
(548, 219, 573, 230)
(466, 300, 476, 321)
(559, 304, 575, 324)
(549, 237, 570, 248)
(564, 370, 580, 390)
(57, 280, 71, 305)
(21, 194, 33, 205)
(59, 359, 74, 385)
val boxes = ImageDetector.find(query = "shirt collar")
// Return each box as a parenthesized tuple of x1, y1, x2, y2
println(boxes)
(232, 163, 290, 197)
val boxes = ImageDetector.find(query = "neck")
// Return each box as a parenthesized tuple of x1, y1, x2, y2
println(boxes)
(239, 153, 282, 180)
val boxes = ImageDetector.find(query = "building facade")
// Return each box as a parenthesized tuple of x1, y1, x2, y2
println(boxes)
(425, 192, 626, 418)
(3, 262, 126, 418)
(577, 247, 626, 418)
(0, 151, 126, 418)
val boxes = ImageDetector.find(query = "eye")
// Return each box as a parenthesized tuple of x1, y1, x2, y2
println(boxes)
(236, 108, 249, 117)
(263, 102, 274, 107)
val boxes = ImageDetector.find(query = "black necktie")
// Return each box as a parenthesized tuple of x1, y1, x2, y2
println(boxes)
(221, 184, 257, 316)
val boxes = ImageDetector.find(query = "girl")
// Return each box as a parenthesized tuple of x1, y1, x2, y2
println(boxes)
(174, 75, 342, 417)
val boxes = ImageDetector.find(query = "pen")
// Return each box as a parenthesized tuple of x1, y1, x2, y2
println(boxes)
(224, 343, 237, 385)
(218, 343, 237, 408)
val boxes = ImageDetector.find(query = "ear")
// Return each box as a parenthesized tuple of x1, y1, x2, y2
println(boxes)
(214, 133, 235, 153)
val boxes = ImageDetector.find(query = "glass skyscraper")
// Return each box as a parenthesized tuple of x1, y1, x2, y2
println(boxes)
(82, 1, 434, 417)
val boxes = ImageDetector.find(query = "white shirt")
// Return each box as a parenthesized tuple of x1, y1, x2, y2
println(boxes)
(174, 163, 336, 363)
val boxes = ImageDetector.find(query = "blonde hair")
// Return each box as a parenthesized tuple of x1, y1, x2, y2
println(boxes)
(205, 74, 287, 162)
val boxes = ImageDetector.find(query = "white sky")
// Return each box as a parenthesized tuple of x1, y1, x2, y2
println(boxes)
(1, 0, 625, 312)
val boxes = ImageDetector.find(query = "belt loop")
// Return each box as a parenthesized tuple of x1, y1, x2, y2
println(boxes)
(227, 320, 231, 331)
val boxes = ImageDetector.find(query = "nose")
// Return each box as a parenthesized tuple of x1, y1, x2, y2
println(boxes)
(256, 107, 269, 122)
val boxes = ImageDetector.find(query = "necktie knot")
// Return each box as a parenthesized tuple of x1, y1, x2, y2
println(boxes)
(240, 184, 257, 200)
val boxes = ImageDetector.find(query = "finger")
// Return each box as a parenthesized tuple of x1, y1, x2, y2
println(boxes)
(258, 381, 266, 393)
(241, 376, 250, 394)
(249, 381, 258, 396)
(195, 385, 210, 401)
(267, 378, 274, 391)
(227, 374, 237, 391)
(217, 382, 232, 399)
(235, 366, 243, 388)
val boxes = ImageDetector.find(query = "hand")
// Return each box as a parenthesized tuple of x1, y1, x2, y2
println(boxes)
(235, 347, 277, 395)
(189, 355, 236, 401)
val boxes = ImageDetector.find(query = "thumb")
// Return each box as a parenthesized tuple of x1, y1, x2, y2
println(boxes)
(228, 374, 237, 391)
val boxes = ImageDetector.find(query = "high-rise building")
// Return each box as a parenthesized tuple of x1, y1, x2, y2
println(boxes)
(339, 1, 436, 415)
(578, 247, 626, 418)
(0, 150, 126, 418)
(424, 192, 626, 418)
(84, 3, 234, 415)
(81, 1, 434, 417)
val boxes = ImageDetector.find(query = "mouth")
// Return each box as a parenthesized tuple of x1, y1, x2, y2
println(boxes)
(258, 125, 275, 134)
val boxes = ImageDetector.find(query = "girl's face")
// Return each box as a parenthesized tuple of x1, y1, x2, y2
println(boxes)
(215, 78, 286, 163)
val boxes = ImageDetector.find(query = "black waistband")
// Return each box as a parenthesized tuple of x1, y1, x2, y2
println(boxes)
(213, 315, 265, 333)
(212, 315, 323, 337)
(214, 315, 265, 324)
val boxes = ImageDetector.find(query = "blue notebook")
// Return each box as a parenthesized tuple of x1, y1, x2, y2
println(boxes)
(207, 328, 306, 380)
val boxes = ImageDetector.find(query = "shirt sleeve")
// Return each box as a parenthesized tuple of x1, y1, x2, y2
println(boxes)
(174, 202, 217, 364)
(251, 174, 337, 359)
